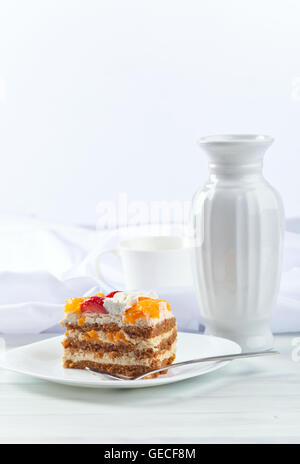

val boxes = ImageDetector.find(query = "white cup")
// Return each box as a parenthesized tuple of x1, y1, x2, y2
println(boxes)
(95, 235, 193, 291)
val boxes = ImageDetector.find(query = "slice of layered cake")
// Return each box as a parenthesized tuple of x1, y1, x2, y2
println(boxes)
(61, 291, 177, 378)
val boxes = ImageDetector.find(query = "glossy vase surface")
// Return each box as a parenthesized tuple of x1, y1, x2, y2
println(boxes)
(191, 135, 284, 350)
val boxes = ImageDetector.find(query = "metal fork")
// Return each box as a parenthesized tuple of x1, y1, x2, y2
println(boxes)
(85, 349, 279, 381)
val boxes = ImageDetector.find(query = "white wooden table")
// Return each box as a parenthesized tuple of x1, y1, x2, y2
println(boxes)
(0, 333, 299, 444)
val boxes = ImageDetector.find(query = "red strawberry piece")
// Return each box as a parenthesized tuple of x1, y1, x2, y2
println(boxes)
(106, 290, 121, 298)
(81, 296, 107, 314)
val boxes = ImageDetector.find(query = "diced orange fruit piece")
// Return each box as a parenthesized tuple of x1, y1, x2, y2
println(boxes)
(115, 332, 131, 344)
(87, 330, 99, 341)
(64, 297, 84, 315)
(106, 330, 132, 344)
(124, 298, 171, 324)
(106, 331, 116, 343)
(78, 316, 86, 326)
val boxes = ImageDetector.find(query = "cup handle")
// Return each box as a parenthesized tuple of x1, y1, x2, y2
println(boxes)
(94, 249, 122, 290)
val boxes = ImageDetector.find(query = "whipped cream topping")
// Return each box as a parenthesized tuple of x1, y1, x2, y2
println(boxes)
(103, 290, 158, 316)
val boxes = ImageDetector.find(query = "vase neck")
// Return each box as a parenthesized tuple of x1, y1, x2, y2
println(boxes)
(209, 160, 263, 178)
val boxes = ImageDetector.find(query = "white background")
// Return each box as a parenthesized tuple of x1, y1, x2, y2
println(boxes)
(0, 0, 299, 226)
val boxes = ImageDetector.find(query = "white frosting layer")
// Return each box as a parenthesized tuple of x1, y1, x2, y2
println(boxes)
(67, 327, 177, 351)
(64, 342, 176, 367)
(63, 307, 173, 327)
(103, 291, 158, 316)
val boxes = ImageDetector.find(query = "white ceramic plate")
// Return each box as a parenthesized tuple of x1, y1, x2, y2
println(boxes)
(0, 333, 241, 389)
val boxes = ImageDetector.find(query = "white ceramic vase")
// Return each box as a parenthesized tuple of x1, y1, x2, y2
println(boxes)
(191, 135, 284, 350)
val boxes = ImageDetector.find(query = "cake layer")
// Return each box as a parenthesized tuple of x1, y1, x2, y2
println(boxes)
(63, 341, 176, 367)
(63, 356, 175, 378)
(63, 328, 177, 357)
(64, 317, 176, 339)
(65, 325, 176, 348)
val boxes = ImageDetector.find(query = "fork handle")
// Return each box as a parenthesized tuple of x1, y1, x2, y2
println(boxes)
(134, 350, 280, 380)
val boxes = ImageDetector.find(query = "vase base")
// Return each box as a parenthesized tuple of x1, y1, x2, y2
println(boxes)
(204, 323, 274, 351)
